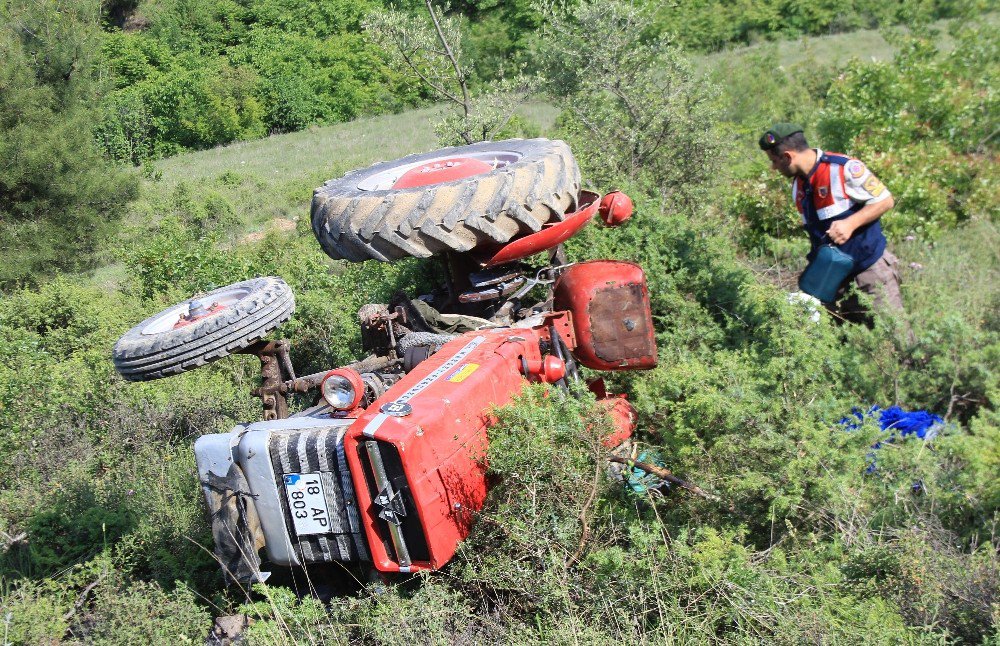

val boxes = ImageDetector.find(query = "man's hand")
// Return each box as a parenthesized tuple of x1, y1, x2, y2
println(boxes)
(827, 219, 855, 245)
(827, 196, 895, 246)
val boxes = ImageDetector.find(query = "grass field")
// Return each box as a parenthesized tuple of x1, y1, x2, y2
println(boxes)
(145, 15, 985, 203)
(697, 13, 997, 70)
(150, 102, 561, 191)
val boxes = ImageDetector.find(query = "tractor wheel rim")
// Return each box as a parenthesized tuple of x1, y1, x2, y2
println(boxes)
(356, 150, 522, 191)
(141, 286, 251, 335)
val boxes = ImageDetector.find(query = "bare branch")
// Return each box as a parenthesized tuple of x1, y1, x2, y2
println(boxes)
(0, 530, 27, 553)
(62, 574, 106, 623)
(396, 45, 465, 107)
(425, 0, 471, 120)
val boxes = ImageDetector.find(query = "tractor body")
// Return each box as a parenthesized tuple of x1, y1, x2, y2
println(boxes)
(195, 253, 656, 583)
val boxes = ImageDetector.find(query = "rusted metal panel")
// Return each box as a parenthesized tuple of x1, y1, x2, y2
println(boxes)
(588, 282, 656, 366)
(553, 261, 657, 371)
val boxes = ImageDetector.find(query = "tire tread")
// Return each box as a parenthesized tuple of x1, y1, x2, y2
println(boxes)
(311, 139, 580, 262)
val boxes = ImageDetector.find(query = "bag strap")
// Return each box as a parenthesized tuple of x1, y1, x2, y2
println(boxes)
(798, 180, 828, 243)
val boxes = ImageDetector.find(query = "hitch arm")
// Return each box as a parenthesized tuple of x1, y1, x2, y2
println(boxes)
(238, 340, 293, 421)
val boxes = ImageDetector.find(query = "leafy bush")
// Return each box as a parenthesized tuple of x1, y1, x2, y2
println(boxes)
(229, 27, 407, 133)
(817, 24, 999, 238)
(539, 1, 724, 208)
(648, 0, 965, 52)
(24, 491, 136, 576)
(364, 2, 540, 145)
(728, 18, 998, 268)
(92, 0, 422, 163)
(73, 578, 210, 644)
(241, 583, 344, 643)
(843, 520, 1000, 642)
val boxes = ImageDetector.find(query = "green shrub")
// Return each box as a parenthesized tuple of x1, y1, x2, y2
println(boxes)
(24, 492, 136, 576)
(93, 0, 422, 162)
(241, 583, 341, 644)
(0, 0, 139, 289)
(817, 24, 998, 237)
(647, 0, 965, 52)
(229, 27, 401, 133)
(0, 578, 74, 644)
(540, 0, 724, 208)
(74, 577, 210, 644)
(843, 520, 1000, 642)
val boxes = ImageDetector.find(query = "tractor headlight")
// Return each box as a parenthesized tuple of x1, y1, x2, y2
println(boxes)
(320, 369, 364, 410)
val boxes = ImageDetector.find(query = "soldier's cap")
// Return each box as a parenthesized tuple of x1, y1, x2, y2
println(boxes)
(758, 123, 804, 151)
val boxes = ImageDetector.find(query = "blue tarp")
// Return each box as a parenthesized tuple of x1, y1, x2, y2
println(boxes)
(839, 405, 944, 474)
(840, 405, 943, 439)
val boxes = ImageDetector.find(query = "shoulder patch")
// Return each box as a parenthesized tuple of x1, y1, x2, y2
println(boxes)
(862, 175, 885, 196)
(847, 160, 866, 178)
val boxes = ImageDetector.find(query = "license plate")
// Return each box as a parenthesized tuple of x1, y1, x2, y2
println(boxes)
(283, 473, 332, 536)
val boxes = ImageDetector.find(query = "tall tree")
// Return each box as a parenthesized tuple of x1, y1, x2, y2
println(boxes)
(0, 0, 138, 289)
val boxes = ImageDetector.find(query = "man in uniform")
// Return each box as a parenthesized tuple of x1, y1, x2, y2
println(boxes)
(758, 123, 906, 322)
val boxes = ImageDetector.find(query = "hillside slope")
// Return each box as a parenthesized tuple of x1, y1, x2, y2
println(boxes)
(1, 7, 997, 644)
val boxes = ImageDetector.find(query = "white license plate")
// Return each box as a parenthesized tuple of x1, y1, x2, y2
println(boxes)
(283, 473, 332, 536)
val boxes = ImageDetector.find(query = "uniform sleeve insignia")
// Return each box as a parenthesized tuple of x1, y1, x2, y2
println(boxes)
(817, 186, 828, 198)
(862, 175, 885, 196)
(847, 160, 866, 178)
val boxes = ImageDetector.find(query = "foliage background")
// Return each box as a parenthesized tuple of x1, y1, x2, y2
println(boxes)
(0, 0, 997, 643)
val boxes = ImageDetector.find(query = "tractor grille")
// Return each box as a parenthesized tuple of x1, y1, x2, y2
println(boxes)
(269, 427, 369, 563)
(357, 440, 430, 568)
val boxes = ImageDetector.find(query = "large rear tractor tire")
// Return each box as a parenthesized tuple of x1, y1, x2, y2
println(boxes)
(311, 138, 580, 262)
(112, 277, 295, 381)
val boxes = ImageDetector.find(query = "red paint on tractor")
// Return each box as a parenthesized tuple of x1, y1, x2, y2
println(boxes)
(392, 157, 493, 189)
(341, 321, 636, 573)
(344, 328, 543, 572)
(484, 191, 601, 267)
(598, 191, 634, 227)
(596, 396, 637, 449)
(522, 355, 566, 383)
(554, 261, 658, 371)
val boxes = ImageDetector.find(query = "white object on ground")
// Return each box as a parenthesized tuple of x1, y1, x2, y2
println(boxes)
(787, 291, 822, 323)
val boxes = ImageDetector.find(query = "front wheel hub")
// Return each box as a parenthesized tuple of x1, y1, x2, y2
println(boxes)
(173, 299, 226, 329)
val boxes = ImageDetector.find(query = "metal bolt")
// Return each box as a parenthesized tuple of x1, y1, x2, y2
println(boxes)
(623, 318, 636, 331)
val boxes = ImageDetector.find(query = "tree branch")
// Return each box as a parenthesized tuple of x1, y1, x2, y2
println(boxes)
(396, 44, 464, 107)
(425, 0, 471, 122)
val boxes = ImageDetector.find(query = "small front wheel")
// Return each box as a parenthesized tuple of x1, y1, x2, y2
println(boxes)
(112, 277, 295, 381)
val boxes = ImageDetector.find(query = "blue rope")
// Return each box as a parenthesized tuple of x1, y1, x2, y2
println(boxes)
(626, 451, 671, 494)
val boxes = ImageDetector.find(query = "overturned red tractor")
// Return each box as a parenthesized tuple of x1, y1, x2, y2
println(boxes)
(112, 139, 656, 583)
